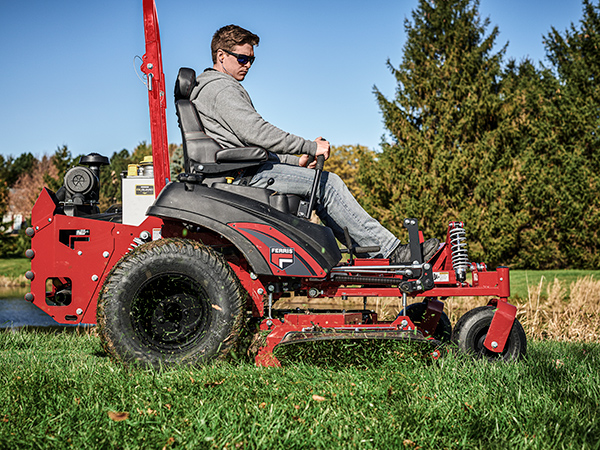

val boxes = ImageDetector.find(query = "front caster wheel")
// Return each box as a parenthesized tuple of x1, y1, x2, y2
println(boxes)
(97, 238, 245, 368)
(451, 306, 526, 362)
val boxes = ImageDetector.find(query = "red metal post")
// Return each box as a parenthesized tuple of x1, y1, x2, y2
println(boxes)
(141, 0, 170, 195)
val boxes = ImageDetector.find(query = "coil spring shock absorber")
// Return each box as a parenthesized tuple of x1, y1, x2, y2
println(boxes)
(448, 222, 469, 282)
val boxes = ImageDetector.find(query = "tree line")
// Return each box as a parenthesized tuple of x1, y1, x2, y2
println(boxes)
(2, 0, 599, 269)
(359, 0, 600, 269)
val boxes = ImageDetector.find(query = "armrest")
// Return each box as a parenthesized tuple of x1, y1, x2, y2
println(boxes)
(216, 146, 268, 163)
(186, 146, 268, 176)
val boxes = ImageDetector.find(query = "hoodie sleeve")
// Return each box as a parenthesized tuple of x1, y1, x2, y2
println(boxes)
(214, 86, 318, 157)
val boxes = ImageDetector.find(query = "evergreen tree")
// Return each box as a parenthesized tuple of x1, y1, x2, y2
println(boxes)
(538, 0, 600, 268)
(0, 156, 10, 217)
(169, 143, 184, 176)
(44, 145, 74, 193)
(129, 141, 153, 164)
(359, 0, 506, 265)
(5, 153, 36, 187)
(494, 60, 571, 268)
(360, 0, 600, 268)
(99, 149, 130, 211)
(545, 0, 600, 104)
(544, 0, 600, 174)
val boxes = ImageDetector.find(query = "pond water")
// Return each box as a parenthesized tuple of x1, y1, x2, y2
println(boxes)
(0, 288, 83, 329)
(0, 298, 69, 328)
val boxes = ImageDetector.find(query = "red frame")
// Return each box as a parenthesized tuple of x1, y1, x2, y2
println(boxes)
(247, 226, 515, 366)
(28, 189, 163, 325)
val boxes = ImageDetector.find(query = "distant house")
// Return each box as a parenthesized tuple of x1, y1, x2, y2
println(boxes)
(1, 212, 24, 234)
(2, 188, 26, 234)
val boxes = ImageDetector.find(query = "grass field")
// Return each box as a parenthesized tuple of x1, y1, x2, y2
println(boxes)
(510, 270, 600, 300)
(0, 329, 599, 449)
(0, 258, 29, 288)
(1, 259, 600, 448)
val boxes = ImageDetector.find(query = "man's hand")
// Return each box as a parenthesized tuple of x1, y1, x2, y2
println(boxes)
(299, 137, 330, 168)
(315, 137, 330, 160)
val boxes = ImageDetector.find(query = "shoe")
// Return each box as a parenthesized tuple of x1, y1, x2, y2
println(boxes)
(423, 237, 440, 261)
(389, 238, 440, 264)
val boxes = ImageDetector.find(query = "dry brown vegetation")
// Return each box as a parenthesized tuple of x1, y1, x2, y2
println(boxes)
(440, 276, 600, 342)
(8, 155, 58, 216)
(517, 275, 600, 342)
(0, 275, 27, 288)
(277, 276, 600, 343)
(2, 270, 599, 342)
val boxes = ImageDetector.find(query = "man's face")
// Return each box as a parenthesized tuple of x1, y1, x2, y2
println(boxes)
(218, 43, 255, 81)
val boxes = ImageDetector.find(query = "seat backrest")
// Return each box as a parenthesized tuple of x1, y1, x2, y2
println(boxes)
(174, 67, 222, 173)
(174, 69, 305, 216)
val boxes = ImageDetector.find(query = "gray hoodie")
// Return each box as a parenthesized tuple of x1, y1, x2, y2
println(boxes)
(190, 69, 317, 165)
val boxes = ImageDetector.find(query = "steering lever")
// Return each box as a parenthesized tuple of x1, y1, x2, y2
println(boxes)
(297, 154, 325, 218)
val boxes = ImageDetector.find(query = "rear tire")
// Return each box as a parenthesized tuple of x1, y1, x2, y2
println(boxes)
(97, 238, 245, 367)
(451, 306, 526, 362)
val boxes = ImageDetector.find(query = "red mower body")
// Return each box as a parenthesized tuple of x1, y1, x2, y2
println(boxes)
(24, 0, 522, 367)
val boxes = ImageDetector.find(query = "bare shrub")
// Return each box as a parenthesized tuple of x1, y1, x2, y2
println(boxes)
(8, 155, 58, 217)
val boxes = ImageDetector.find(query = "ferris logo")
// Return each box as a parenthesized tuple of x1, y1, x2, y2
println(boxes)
(270, 247, 295, 270)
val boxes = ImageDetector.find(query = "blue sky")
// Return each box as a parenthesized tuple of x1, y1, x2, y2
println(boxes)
(0, 0, 586, 159)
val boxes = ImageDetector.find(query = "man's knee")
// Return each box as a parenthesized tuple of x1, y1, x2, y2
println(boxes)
(322, 171, 351, 197)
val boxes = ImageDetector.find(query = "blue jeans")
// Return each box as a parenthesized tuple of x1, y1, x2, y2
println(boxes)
(239, 159, 400, 258)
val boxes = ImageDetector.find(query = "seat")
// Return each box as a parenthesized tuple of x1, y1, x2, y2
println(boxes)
(174, 67, 268, 181)
(174, 67, 302, 215)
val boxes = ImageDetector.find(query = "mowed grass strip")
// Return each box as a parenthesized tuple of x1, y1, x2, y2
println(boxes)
(509, 270, 600, 300)
(0, 259, 31, 279)
(0, 259, 30, 288)
(1, 329, 599, 449)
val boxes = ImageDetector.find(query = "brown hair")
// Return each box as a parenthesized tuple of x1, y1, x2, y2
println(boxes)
(211, 25, 259, 63)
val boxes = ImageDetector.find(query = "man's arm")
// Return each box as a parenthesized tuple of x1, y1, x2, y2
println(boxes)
(215, 87, 319, 157)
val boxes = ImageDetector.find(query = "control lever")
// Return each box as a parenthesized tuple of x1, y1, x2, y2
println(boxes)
(297, 154, 325, 218)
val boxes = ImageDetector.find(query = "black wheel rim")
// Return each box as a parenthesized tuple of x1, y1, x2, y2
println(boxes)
(473, 325, 507, 359)
(130, 273, 211, 352)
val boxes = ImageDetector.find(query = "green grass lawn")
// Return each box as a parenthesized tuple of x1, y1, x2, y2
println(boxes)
(509, 270, 600, 300)
(0, 259, 30, 279)
(0, 329, 599, 449)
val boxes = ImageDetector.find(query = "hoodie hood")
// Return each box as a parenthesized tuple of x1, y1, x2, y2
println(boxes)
(193, 68, 237, 94)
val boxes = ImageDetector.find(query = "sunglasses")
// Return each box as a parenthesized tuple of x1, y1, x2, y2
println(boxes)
(223, 49, 255, 66)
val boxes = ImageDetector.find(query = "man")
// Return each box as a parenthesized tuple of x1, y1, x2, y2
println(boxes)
(190, 25, 439, 263)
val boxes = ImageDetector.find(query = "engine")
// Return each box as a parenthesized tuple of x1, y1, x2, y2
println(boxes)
(57, 153, 109, 216)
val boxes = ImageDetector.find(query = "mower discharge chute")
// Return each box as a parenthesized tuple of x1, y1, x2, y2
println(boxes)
(24, 0, 526, 367)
